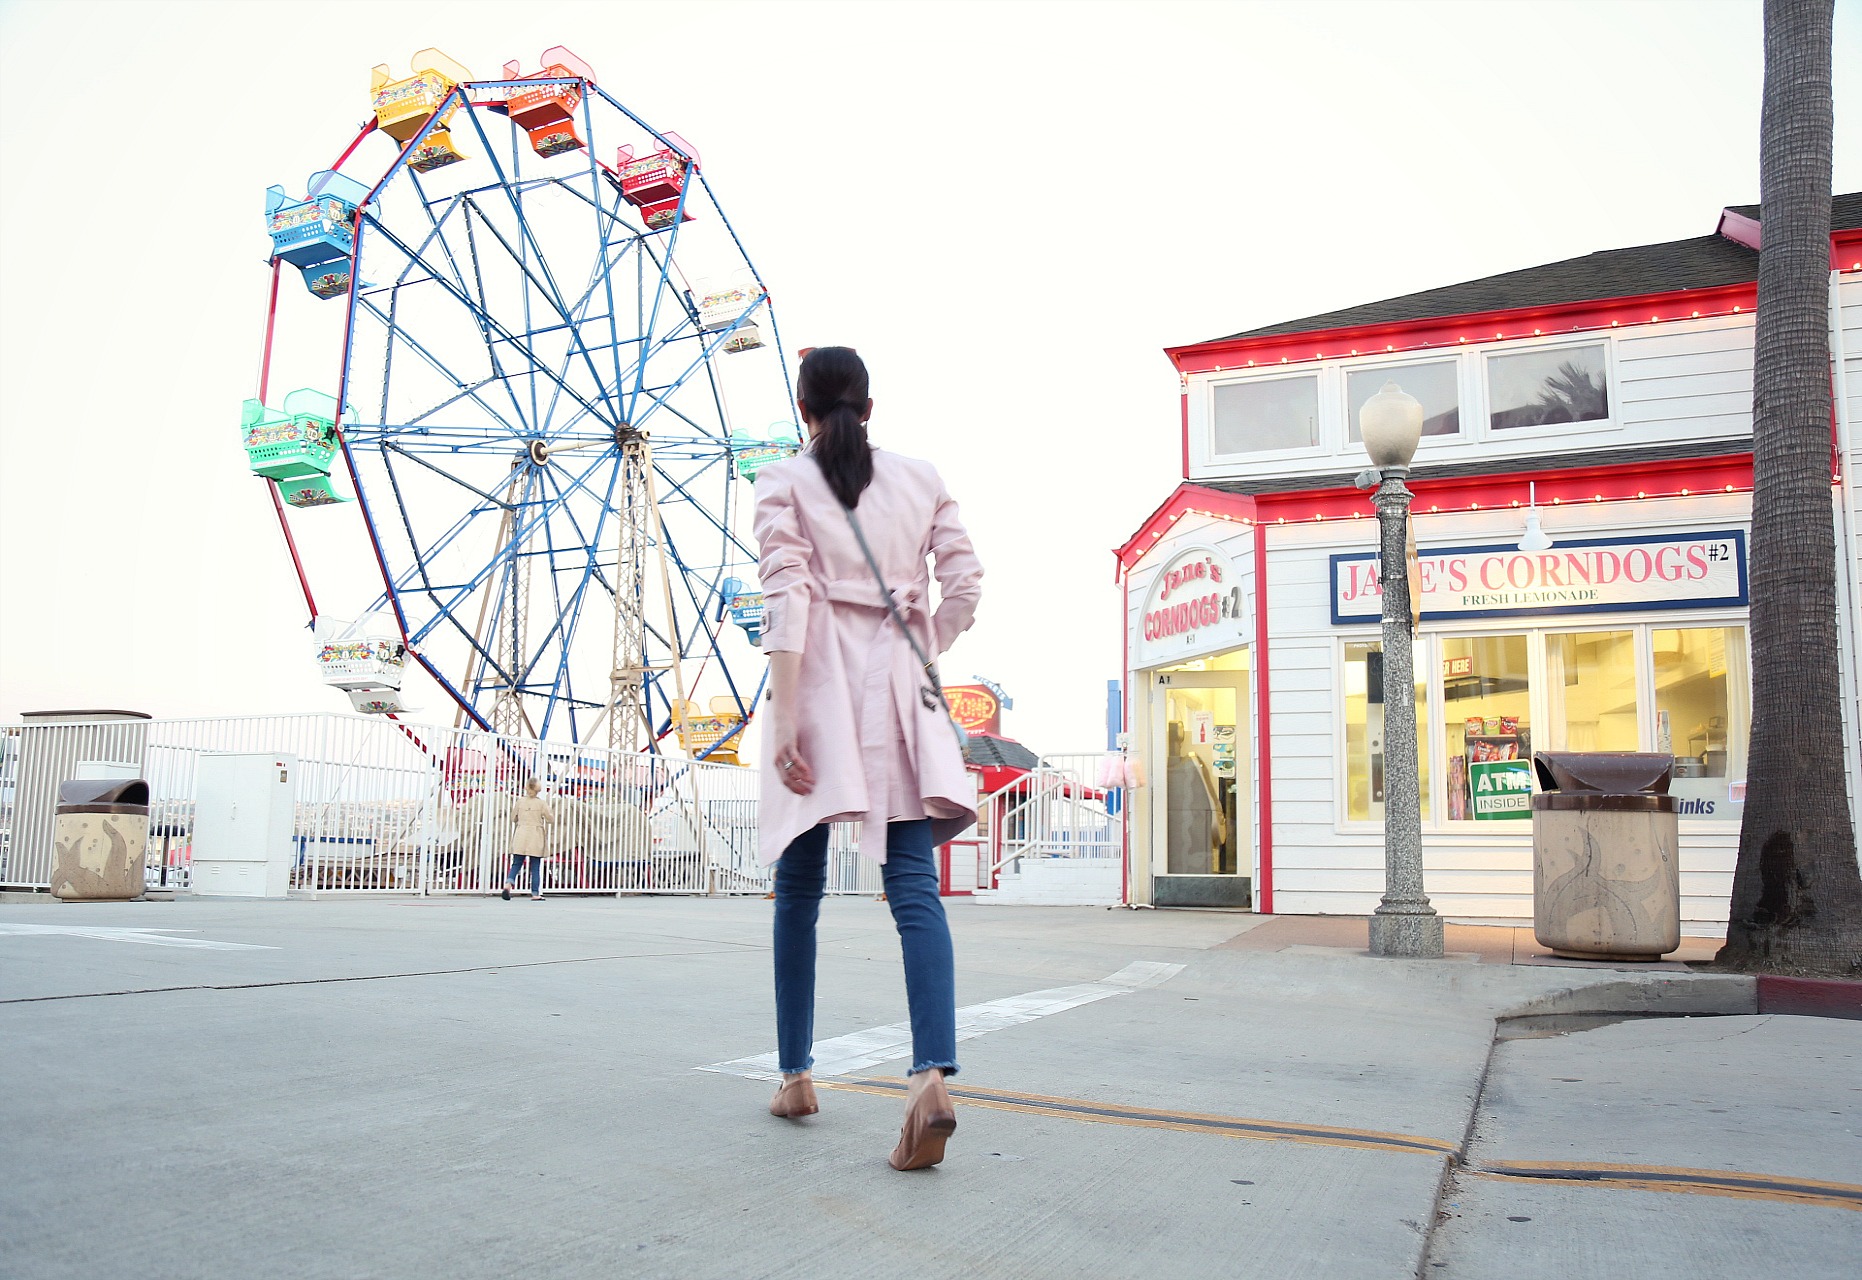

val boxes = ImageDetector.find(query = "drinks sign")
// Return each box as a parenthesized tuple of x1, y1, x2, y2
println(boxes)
(1330, 531, 1746, 624)
(1138, 545, 1246, 664)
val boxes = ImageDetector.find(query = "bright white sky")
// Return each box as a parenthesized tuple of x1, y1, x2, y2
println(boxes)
(2, 0, 1859, 752)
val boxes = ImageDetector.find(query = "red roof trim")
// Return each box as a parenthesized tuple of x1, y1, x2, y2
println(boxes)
(1112, 484, 1256, 578)
(1114, 455, 1756, 576)
(1165, 282, 1758, 375)
(1837, 226, 1862, 270)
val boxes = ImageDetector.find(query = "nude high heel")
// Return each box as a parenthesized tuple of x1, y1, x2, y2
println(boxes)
(889, 1072, 957, 1170)
(769, 1075, 819, 1118)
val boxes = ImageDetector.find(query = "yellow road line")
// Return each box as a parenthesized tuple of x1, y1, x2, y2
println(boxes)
(815, 1077, 1458, 1158)
(1469, 1161, 1862, 1213)
(812, 1080, 1862, 1210)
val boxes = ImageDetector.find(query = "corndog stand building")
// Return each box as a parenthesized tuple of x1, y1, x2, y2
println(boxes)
(1116, 194, 1862, 924)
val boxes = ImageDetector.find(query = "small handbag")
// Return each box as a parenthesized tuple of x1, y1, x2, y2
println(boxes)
(843, 502, 969, 752)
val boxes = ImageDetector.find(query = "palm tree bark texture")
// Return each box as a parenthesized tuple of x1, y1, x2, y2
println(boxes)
(1720, 0, 1862, 974)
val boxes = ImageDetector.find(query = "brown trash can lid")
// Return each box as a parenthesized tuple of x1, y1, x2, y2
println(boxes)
(1532, 751, 1673, 795)
(55, 779, 151, 813)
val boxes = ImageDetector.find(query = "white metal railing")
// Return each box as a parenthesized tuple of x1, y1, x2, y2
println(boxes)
(0, 712, 883, 897)
(2, 717, 154, 890)
(1, 712, 1106, 898)
(983, 753, 1126, 887)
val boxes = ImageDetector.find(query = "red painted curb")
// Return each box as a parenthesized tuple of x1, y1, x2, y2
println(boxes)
(1756, 975, 1862, 1021)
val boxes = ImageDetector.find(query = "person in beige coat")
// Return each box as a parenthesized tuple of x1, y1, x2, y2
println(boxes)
(502, 778, 554, 900)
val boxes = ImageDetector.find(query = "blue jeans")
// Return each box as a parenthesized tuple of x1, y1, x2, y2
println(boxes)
(506, 854, 541, 895)
(773, 819, 958, 1078)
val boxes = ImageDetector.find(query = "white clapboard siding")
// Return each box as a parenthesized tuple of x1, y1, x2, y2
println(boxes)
(1839, 276, 1862, 839)
(1540, 317, 1750, 442)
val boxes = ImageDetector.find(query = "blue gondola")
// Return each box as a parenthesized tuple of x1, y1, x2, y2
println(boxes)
(265, 171, 372, 299)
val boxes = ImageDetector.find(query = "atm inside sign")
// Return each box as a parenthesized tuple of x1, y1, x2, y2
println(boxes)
(1470, 759, 1533, 820)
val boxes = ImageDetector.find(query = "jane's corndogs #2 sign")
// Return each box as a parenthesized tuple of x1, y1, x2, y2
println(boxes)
(1330, 531, 1747, 624)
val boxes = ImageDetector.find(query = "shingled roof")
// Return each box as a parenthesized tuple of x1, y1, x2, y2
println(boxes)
(963, 733, 1042, 771)
(1212, 193, 1862, 344)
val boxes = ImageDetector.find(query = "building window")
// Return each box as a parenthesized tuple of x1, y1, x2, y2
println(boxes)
(1443, 634, 1532, 821)
(1343, 641, 1431, 822)
(1212, 375, 1319, 454)
(1347, 360, 1459, 441)
(1544, 630, 1640, 752)
(1487, 342, 1610, 430)
(1338, 624, 1753, 828)
(1654, 626, 1751, 821)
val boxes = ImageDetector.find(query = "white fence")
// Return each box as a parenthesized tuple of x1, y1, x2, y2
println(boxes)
(981, 753, 1126, 889)
(0, 713, 884, 897)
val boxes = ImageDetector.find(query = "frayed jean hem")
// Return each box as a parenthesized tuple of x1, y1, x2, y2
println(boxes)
(779, 1058, 815, 1075)
(909, 1061, 959, 1077)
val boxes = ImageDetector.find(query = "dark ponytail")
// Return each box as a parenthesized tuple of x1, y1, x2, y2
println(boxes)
(797, 346, 872, 509)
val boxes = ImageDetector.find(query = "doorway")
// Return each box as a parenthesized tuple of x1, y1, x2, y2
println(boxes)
(1150, 651, 1253, 908)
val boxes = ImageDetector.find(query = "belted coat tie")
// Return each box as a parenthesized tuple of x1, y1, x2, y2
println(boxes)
(752, 449, 984, 865)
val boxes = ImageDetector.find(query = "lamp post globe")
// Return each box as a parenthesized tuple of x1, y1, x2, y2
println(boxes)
(1360, 381, 1424, 471)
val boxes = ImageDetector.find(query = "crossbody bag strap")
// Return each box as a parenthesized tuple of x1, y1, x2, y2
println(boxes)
(843, 503, 968, 752)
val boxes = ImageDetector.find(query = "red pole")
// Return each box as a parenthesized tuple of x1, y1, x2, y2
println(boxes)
(1251, 504, 1273, 915)
(328, 118, 379, 175)
(256, 259, 320, 625)
(258, 258, 281, 402)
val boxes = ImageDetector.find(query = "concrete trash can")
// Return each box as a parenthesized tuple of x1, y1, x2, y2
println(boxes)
(51, 778, 151, 901)
(1531, 752, 1679, 961)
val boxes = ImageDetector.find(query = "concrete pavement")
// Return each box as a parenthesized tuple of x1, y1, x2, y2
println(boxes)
(0, 896, 1855, 1279)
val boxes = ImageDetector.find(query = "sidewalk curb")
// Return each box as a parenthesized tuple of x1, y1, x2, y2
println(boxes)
(1500, 972, 1758, 1020)
(1756, 974, 1862, 1021)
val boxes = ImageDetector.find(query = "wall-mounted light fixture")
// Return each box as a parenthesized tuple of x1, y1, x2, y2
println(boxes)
(1518, 481, 1553, 552)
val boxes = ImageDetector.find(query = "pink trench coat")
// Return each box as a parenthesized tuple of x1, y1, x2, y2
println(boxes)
(752, 449, 984, 866)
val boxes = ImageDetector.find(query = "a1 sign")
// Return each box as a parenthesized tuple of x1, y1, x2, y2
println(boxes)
(1470, 759, 1534, 820)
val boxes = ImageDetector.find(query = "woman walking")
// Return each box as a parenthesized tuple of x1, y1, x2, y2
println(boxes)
(753, 346, 983, 1170)
(502, 778, 553, 901)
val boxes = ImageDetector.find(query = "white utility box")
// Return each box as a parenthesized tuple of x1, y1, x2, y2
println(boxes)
(191, 752, 297, 897)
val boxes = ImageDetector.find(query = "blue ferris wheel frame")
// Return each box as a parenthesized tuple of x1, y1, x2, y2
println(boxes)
(314, 76, 793, 747)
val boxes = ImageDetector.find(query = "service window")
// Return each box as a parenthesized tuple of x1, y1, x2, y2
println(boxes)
(1211, 375, 1319, 455)
(1487, 342, 1610, 430)
(1653, 625, 1751, 821)
(1343, 640, 1431, 821)
(1442, 634, 1532, 821)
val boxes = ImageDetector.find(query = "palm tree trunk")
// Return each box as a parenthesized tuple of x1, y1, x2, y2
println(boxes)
(1720, 0, 1862, 974)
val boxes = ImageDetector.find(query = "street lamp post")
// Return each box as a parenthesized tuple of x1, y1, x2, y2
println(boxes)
(1357, 383, 1445, 959)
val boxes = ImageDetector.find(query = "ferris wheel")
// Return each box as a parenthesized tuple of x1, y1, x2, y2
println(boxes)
(244, 47, 797, 759)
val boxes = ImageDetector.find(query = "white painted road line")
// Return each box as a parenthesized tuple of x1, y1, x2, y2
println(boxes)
(700, 960, 1186, 1080)
(0, 923, 277, 951)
